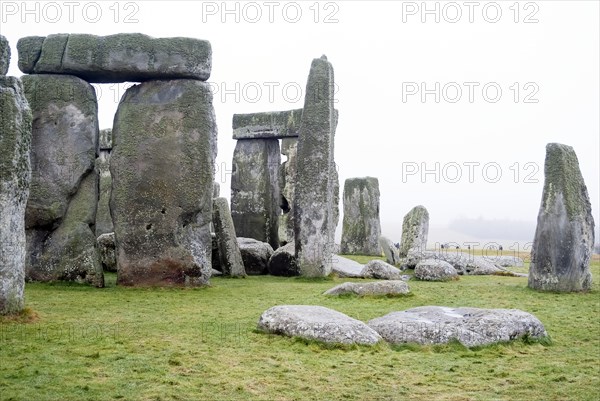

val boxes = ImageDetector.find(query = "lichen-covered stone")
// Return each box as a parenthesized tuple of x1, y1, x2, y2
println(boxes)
(213, 182, 220, 198)
(231, 139, 280, 250)
(22, 74, 103, 287)
(267, 242, 299, 277)
(258, 305, 382, 345)
(294, 56, 337, 277)
(414, 259, 458, 281)
(237, 237, 273, 275)
(95, 150, 113, 236)
(361, 260, 403, 280)
(278, 138, 297, 244)
(331, 254, 364, 278)
(0, 35, 10, 75)
(340, 177, 381, 256)
(324, 281, 410, 297)
(111, 79, 216, 286)
(17, 34, 211, 82)
(402, 250, 501, 275)
(213, 198, 246, 278)
(233, 109, 302, 139)
(0, 76, 32, 314)
(529, 143, 595, 292)
(399, 205, 429, 257)
(97, 233, 116, 272)
(368, 306, 547, 347)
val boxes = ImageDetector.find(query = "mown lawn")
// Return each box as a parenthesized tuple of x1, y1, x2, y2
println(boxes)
(1, 258, 598, 401)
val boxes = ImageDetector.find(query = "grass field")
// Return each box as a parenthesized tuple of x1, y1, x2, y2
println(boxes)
(1, 256, 599, 401)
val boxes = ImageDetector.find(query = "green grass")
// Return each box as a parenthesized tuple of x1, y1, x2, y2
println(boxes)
(1, 260, 599, 401)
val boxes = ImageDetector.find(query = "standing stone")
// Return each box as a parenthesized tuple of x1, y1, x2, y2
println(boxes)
(294, 56, 337, 277)
(379, 236, 400, 266)
(278, 138, 297, 244)
(0, 76, 32, 314)
(340, 177, 381, 255)
(22, 74, 103, 287)
(529, 143, 595, 292)
(231, 138, 280, 250)
(95, 129, 113, 236)
(17, 34, 211, 83)
(0, 35, 10, 75)
(213, 198, 246, 277)
(97, 233, 116, 272)
(213, 182, 220, 198)
(399, 205, 429, 257)
(111, 79, 216, 286)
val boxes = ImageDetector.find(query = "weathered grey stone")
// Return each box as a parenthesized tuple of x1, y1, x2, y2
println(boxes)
(403, 250, 501, 275)
(99, 128, 112, 150)
(379, 236, 400, 266)
(258, 305, 382, 345)
(294, 56, 337, 277)
(211, 233, 221, 272)
(231, 139, 280, 250)
(0, 76, 32, 314)
(267, 242, 299, 277)
(22, 74, 103, 287)
(211, 268, 223, 277)
(237, 237, 273, 275)
(233, 109, 302, 139)
(111, 79, 216, 286)
(331, 255, 364, 278)
(17, 34, 211, 82)
(278, 138, 297, 245)
(213, 198, 246, 278)
(399, 205, 429, 257)
(97, 233, 116, 272)
(529, 143, 595, 292)
(212, 182, 220, 198)
(361, 260, 404, 280)
(324, 281, 410, 297)
(340, 177, 381, 256)
(95, 150, 113, 236)
(414, 259, 458, 281)
(368, 306, 547, 347)
(487, 255, 524, 268)
(0, 35, 10, 75)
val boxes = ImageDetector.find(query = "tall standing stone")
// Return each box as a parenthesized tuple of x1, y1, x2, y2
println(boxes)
(399, 205, 429, 257)
(111, 79, 216, 286)
(0, 76, 32, 314)
(294, 56, 337, 277)
(95, 128, 113, 236)
(340, 177, 381, 256)
(0, 35, 10, 75)
(278, 138, 297, 244)
(230, 138, 280, 250)
(22, 74, 103, 287)
(529, 143, 594, 292)
(213, 198, 246, 277)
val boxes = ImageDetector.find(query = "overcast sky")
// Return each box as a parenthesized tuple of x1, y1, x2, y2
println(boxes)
(2, 0, 598, 250)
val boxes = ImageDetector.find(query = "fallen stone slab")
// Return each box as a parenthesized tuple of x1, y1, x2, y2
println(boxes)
(238, 237, 273, 275)
(258, 305, 382, 345)
(368, 306, 547, 347)
(403, 251, 502, 275)
(18, 33, 211, 83)
(361, 260, 404, 280)
(324, 281, 410, 297)
(331, 255, 364, 278)
(488, 255, 525, 268)
(233, 109, 302, 139)
(414, 259, 458, 281)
